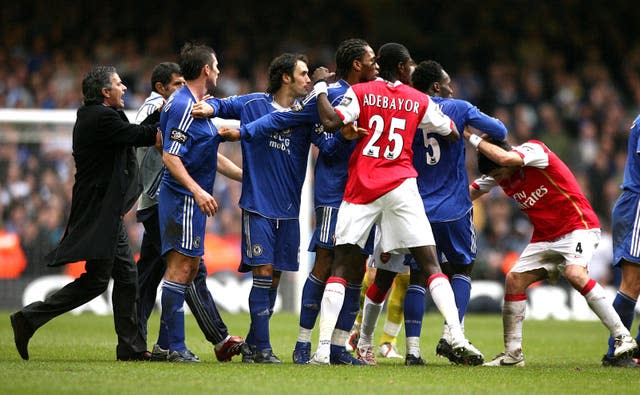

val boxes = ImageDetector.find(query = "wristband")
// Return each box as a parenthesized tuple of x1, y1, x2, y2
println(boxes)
(469, 134, 483, 148)
(314, 80, 328, 96)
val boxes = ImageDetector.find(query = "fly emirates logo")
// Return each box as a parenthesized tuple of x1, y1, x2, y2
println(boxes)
(362, 93, 420, 113)
(513, 185, 548, 209)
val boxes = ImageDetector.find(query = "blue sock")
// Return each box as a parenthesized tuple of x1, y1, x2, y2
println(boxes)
(269, 286, 278, 317)
(330, 344, 345, 356)
(245, 324, 255, 348)
(404, 285, 426, 338)
(335, 283, 361, 332)
(299, 274, 326, 330)
(249, 275, 272, 352)
(451, 274, 472, 323)
(160, 280, 187, 352)
(607, 291, 637, 356)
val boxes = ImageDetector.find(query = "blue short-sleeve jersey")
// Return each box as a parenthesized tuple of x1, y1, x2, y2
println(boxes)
(160, 86, 222, 194)
(413, 97, 507, 222)
(240, 80, 355, 208)
(211, 93, 314, 219)
(621, 114, 640, 193)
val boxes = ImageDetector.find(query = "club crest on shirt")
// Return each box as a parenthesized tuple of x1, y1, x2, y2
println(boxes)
(290, 100, 304, 112)
(170, 128, 188, 143)
(313, 123, 324, 134)
(339, 96, 352, 106)
(252, 244, 264, 256)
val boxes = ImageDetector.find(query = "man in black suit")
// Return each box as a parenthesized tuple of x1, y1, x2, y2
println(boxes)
(10, 65, 161, 361)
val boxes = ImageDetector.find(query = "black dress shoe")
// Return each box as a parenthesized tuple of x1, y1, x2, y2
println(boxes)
(10, 311, 34, 361)
(117, 351, 152, 361)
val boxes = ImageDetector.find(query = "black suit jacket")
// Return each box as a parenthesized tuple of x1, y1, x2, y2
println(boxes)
(47, 104, 158, 266)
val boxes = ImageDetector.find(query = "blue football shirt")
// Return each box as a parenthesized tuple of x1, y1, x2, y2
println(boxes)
(159, 85, 222, 195)
(413, 97, 507, 222)
(210, 93, 315, 219)
(621, 114, 640, 193)
(239, 80, 355, 208)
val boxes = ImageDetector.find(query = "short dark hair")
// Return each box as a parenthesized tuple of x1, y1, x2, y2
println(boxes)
(412, 60, 444, 93)
(82, 65, 117, 105)
(335, 38, 370, 79)
(179, 42, 215, 81)
(151, 62, 181, 92)
(477, 139, 513, 175)
(267, 53, 307, 94)
(377, 43, 411, 81)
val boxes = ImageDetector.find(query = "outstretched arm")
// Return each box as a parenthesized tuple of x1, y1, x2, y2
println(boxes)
(469, 185, 486, 201)
(314, 81, 344, 131)
(216, 152, 242, 182)
(464, 129, 523, 167)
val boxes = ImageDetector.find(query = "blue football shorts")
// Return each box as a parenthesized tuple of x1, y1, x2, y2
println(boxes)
(158, 186, 206, 257)
(430, 210, 477, 266)
(239, 209, 300, 273)
(612, 190, 640, 266)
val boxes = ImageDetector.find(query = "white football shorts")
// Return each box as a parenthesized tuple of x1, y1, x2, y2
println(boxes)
(335, 177, 435, 254)
(367, 226, 410, 274)
(511, 228, 601, 282)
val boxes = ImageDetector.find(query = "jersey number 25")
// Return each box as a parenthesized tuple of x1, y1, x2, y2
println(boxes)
(362, 115, 406, 160)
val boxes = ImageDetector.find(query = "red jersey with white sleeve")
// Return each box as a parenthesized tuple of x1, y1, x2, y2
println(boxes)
(471, 140, 600, 242)
(334, 80, 454, 204)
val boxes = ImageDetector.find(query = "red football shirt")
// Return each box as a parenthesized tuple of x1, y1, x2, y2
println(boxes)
(472, 140, 600, 242)
(335, 80, 454, 204)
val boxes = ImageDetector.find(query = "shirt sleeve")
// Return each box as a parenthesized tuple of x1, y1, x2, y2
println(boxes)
(471, 175, 498, 193)
(208, 96, 242, 120)
(513, 142, 549, 168)
(333, 87, 360, 124)
(162, 99, 192, 158)
(311, 130, 352, 158)
(465, 104, 508, 140)
(134, 96, 163, 125)
(418, 96, 454, 136)
(633, 122, 640, 156)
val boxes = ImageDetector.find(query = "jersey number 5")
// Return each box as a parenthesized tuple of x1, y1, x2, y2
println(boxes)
(362, 115, 406, 160)
(421, 130, 441, 165)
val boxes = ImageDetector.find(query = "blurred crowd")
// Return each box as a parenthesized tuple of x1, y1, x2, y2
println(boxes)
(1, 1, 640, 284)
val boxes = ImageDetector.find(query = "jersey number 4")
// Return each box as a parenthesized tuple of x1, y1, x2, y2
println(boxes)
(362, 115, 406, 160)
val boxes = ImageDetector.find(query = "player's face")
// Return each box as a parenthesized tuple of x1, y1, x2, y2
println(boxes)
(359, 46, 379, 82)
(206, 54, 220, 91)
(162, 73, 185, 99)
(103, 72, 126, 109)
(399, 59, 416, 85)
(291, 60, 310, 97)
(438, 70, 453, 98)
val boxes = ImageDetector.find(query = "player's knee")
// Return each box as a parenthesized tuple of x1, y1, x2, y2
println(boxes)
(311, 260, 332, 281)
(450, 262, 474, 276)
(504, 272, 527, 294)
(563, 265, 589, 289)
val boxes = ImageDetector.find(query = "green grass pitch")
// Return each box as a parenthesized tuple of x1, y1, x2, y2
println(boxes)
(0, 311, 637, 394)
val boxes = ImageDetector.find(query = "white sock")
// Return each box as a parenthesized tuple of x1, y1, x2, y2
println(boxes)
(331, 328, 349, 347)
(316, 281, 345, 357)
(503, 299, 526, 353)
(428, 275, 464, 342)
(583, 281, 630, 338)
(441, 323, 452, 342)
(383, 320, 402, 338)
(406, 336, 421, 357)
(215, 335, 231, 350)
(359, 295, 384, 347)
(297, 326, 312, 343)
